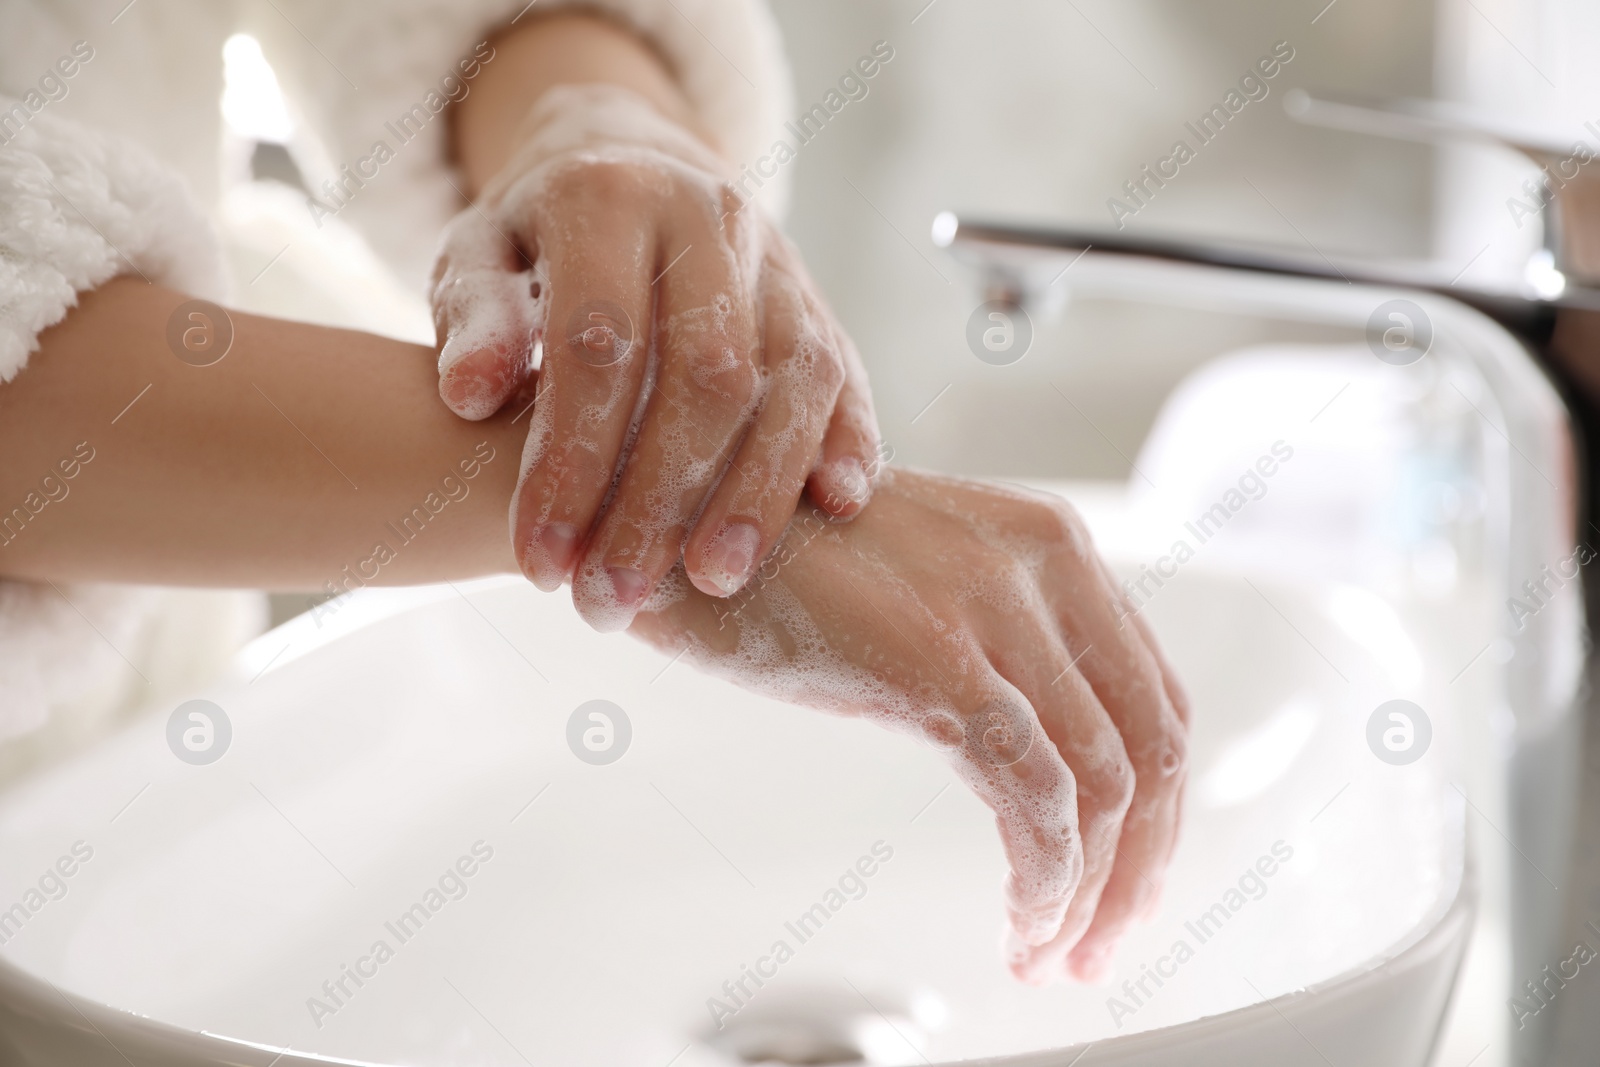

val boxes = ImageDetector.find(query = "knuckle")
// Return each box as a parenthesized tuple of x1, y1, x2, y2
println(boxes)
(549, 158, 643, 205)
(809, 340, 847, 398)
(1150, 712, 1189, 781)
(1044, 499, 1093, 558)
(1083, 742, 1136, 818)
(679, 344, 759, 415)
(1124, 731, 1186, 794)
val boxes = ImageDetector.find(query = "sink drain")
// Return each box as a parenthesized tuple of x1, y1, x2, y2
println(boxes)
(715, 1019, 865, 1065)
(700, 985, 940, 1067)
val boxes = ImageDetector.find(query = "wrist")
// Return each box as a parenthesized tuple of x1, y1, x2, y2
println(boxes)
(488, 83, 729, 198)
(453, 10, 718, 196)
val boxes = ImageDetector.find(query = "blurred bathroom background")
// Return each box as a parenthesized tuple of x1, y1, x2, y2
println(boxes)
(766, 0, 1595, 480)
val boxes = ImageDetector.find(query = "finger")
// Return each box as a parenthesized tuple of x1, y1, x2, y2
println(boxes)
(508, 217, 654, 592)
(1102, 556, 1193, 728)
(920, 669, 1085, 949)
(806, 317, 882, 519)
(432, 209, 545, 419)
(1097, 556, 1191, 914)
(682, 268, 843, 597)
(571, 229, 761, 632)
(971, 625, 1129, 984)
(1038, 529, 1187, 980)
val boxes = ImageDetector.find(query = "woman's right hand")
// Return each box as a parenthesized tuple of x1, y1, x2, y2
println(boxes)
(628, 467, 1190, 982)
(432, 84, 881, 633)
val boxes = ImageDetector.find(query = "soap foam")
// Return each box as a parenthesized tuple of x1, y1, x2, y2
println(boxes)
(634, 546, 1084, 946)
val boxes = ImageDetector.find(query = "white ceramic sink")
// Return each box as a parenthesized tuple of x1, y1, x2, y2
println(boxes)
(0, 503, 1469, 1066)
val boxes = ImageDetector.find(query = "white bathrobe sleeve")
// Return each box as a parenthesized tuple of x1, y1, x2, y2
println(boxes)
(250, 0, 795, 291)
(0, 103, 227, 380)
(0, 100, 259, 747)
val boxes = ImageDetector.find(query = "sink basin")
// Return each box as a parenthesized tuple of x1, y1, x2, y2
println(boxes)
(0, 500, 1469, 1065)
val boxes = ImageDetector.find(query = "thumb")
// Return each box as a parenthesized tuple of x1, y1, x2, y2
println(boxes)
(431, 207, 547, 420)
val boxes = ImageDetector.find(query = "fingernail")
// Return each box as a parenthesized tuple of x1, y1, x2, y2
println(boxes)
(824, 458, 870, 513)
(527, 523, 579, 592)
(703, 522, 761, 595)
(1003, 927, 1032, 966)
(1007, 909, 1057, 948)
(439, 348, 498, 418)
(608, 567, 650, 609)
(573, 564, 646, 634)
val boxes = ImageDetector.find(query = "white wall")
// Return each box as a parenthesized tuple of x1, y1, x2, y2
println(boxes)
(768, 0, 1441, 478)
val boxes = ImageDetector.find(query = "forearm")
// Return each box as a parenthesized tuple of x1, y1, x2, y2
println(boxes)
(452, 11, 715, 196)
(0, 279, 526, 589)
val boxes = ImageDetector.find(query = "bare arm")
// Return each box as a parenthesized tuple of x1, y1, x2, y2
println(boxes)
(451, 11, 712, 196)
(0, 279, 525, 589)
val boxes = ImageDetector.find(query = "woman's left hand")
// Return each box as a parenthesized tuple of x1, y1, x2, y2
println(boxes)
(629, 467, 1192, 981)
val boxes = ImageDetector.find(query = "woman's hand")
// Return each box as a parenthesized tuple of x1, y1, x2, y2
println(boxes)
(432, 84, 880, 633)
(628, 467, 1191, 982)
